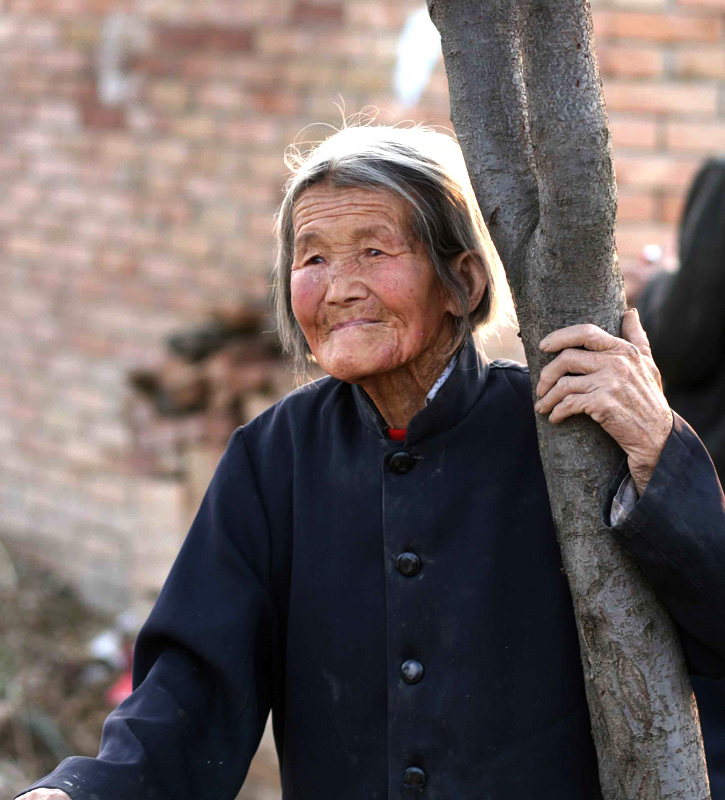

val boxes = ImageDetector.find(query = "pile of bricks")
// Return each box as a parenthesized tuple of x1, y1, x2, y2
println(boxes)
(127, 303, 291, 473)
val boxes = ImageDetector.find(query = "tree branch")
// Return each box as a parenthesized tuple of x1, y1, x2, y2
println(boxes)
(428, 0, 539, 292)
(517, 0, 620, 327)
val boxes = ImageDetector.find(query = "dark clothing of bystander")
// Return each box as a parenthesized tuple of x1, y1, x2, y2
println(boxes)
(638, 158, 725, 479)
(638, 157, 725, 799)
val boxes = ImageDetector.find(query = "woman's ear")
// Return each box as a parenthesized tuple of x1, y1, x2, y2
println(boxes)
(446, 251, 488, 314)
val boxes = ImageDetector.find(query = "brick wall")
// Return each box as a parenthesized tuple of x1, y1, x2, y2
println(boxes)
(0, 0, 722, 613)
(594, 0, 724, 258)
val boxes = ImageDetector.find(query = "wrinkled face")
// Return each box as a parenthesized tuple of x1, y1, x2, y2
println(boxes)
(290, 183, 457, 384)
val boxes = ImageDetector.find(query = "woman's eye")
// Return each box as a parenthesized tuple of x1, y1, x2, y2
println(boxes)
(304, 255, 324, 266)
(366, 248, 384, 257)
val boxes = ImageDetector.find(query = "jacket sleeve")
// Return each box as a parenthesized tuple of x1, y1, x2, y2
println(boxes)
(604, 413, 725, 678)
(16, 427, 275, 800)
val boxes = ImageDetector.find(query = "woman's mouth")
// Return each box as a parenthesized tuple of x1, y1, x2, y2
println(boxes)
(330, 319, 379, 332)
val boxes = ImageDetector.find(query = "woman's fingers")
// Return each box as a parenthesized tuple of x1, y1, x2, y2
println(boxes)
(546, 388, 615, 426)
(620, 308, 652, 357)
(535, 373, 598, 418)
(539, 323, 620, 355)
(536, 348, 606, 398)
(621, 308, 663, 388)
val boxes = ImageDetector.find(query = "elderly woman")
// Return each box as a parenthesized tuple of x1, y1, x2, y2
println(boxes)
(18, 126, 725, 800)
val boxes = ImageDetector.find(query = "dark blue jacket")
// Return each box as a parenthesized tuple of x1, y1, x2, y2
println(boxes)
(20, 340, 725, 799)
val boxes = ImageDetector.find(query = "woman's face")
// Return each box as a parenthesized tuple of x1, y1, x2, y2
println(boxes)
(290, 183, 458, 384)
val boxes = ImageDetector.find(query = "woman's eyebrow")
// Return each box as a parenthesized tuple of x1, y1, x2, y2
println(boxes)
(352, 224, 405, 243)
(293, 231, 323, 253)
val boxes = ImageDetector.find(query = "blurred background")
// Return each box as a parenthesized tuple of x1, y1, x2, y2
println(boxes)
(0, 0, 722, 796)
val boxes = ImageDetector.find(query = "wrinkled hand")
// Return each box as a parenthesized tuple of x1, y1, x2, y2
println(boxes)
(15, 791, 72, 800)
(534, 308, 673, 495)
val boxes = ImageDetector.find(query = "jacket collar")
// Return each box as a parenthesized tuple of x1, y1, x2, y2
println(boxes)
(351, 334, 490, 446)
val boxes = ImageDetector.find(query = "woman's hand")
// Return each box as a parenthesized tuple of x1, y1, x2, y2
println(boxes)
(16, 791, 72, 800)
(534, 308, 673, 495)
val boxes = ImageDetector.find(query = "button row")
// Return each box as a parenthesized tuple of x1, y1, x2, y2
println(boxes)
(394, 476, 423, 790)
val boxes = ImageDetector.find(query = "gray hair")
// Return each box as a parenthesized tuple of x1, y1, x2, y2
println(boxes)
(273, 124, 515, 375)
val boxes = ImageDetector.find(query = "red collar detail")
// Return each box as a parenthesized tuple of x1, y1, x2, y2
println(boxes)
(387, 428, 407, 441)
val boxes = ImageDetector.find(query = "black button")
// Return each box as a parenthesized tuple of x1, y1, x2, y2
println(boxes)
(403, 766, 426, 787)
(397, 552, 421, 577)
(401, 659, 424, 684)
(389, 450, 415, 474)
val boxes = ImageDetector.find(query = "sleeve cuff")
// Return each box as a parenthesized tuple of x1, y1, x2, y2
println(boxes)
(601, 411, 725, 676)
(609, 473, 639, 527)
(602, 410, 677, 540)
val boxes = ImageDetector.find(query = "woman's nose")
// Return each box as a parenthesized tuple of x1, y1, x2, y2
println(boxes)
(323, 262, 367, 306)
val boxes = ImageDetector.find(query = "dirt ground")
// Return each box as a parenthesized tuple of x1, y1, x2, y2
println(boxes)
(0, 537, 281, 799)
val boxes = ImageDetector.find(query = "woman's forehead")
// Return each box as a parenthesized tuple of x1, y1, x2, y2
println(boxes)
(292, 183, 412, 241)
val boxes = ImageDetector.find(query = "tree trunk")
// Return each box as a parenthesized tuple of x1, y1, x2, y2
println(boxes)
(426, 1, 711, 797)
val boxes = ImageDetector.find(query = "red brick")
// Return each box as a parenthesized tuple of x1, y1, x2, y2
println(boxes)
(662, 192, 686, 223)
(293, 0, 343, 23)
(602, 0, 667, 7)
(665, 120, 725, 152)
(80, 96, 126, 130)
(199, 3, 288, 25)
(67, 18, 97, 48)
(147, 140, 189, 167)
(615, 154, 701, 189)
(345, 2, 410, 28)
(593, 10, 721, 41)
(155, 24, 253, 52)
(36, 49, 85, 72)
(19, 18, 58, 47)
(197, 83, 245, 112)
(256, 28, 316, 57)
(148, 80, 189, 111)
(279, 59, 339, 88)
(250, 89, 301, 115)
(50, 186, 89, 211)
(672, 47, 725, 79)
(597, 45, 663, 77)
(35, 99, 78, 127)
(609, 116, 659, 148)
(340, 66, 391, 92)
(171, 114, 216, 140)
(129, 53, 178, 78)
(615, 222, 675, 257)
(603, 81, 718, 115)
(169, 229, 212, 260)
(7, 235, 49, 259)
(617, 190, 658, 221)
(677, 0, 725, 10)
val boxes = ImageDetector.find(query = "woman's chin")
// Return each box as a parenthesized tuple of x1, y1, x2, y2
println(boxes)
(317, 350, 398, 385)
(323, 362, 386, 384)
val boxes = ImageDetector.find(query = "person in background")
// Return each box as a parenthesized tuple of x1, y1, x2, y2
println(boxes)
(626, 157, 725, 798)
(632, 159, 725, 480)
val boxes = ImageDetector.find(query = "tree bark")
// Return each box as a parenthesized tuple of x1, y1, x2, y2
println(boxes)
(426, 1, 711, 797)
